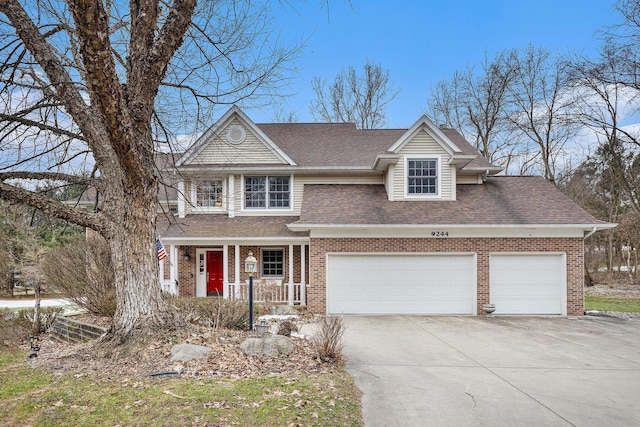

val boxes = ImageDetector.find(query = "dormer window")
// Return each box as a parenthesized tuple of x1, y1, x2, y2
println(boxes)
(244, 175, 291, 209)
(193, 179, 225, 211)
(406, 157, 440, 197)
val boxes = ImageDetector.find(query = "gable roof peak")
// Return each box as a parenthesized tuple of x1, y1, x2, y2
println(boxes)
(176, 105, 296, 167)
(388, 115, 463, 154)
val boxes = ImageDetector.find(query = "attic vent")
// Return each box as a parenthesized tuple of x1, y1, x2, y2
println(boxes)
(226, 125, 246, 144)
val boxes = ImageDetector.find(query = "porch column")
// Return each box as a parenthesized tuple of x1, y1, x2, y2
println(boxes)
(223, 244, 229, 298)
(300, 244, 306, 306)
(234, 244, 241, 298)
(288, 244, 294, 305)
(170, 245, 178, 295)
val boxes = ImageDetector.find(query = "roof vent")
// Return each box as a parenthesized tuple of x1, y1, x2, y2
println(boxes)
(226, 125, 246, 145)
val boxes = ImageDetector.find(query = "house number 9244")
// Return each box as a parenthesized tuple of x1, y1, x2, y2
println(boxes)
(431, 231, 449, 237)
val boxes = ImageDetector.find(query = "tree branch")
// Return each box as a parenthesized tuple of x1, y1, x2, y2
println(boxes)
(0, 180, 109, 236)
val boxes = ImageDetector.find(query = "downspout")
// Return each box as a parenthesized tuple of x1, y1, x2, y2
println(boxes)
(584, 227, 597, 240)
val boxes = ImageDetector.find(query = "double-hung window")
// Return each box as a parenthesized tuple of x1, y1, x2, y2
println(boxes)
(244, 176, 291, 209)
(261, 249, 284, 277)
(407, 158, 438, 196)
(194, 180, 224, 209)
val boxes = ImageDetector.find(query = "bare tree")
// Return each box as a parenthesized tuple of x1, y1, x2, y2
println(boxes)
(569, 45, 640, 214)
(506, 45, 577, 184)
(427, 51, 516, 164)
(310, 60, 399, 129)
(0, 0, 296, 342)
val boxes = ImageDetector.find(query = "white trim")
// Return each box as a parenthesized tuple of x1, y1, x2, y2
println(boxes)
(404, 155, 442, 199)
(223, 245, 229, 298)
(197, 248, 224, 298)
(177, 181, 186, 218)
(169, 245, 177, 295)
(228, 174, 235, 218)
(288, 244, 294, 305)
(387, 164, 395, 201)
(196, 248, 207, 297)
(161, 237, 310, 246)
(300, 244, 306, 306)
(240, 174, 294, 213)
(234, 244, 240, 294)
(190, 178, 226, 213)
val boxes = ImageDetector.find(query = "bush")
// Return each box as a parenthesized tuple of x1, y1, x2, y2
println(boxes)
(168, 296, 262, 330)
(312, 315, 345, 363)
(0, 307, 64, 349)
(277, 319, 298, 336)
(43, 237, 116, 318)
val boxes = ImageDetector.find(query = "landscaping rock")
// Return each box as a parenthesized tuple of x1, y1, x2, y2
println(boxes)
(240, 335, 294, 357)
(170, 343, 211, 362)
(276, 305, 299, 316)
(270, 334, 294, 355)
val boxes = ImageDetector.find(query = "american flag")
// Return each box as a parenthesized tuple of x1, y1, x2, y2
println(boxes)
(156, 238, 168, 261)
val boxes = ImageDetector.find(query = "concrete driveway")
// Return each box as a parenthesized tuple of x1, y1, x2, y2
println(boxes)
(342, 315, 640, 426)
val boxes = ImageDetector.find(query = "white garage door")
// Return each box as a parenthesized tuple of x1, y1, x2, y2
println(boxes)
(490, 254, 566, 315)
(327, 254, 476, 315)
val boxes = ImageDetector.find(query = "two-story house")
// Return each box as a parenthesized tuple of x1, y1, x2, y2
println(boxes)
(156, 106, 613, 316)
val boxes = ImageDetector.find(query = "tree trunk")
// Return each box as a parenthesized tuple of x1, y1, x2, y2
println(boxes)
(107, 217, 178, 341)
(104, 170, 180, 342)
(32, 284, 41, 336)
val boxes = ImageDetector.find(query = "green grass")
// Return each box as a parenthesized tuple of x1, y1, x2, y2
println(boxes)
(0, 350, 363, 427)
(585, 295, 640, 312)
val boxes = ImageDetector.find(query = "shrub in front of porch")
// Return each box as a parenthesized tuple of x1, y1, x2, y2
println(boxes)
(168, 296, 266, 330)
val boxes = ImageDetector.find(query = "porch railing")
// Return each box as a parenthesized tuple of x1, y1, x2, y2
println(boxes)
(228, 280, 306, 305)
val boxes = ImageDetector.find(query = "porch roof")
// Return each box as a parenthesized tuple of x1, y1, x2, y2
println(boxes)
(157, 215, 308, 240)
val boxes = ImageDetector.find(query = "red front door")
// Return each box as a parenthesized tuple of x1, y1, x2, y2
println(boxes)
(206, 251, 223, 295)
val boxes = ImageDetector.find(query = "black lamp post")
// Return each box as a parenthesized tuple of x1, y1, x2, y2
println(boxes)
(244, 251, 257, 331)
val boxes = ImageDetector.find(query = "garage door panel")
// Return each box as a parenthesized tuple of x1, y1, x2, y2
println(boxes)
(490, 254, 565, 315)
(327, 254, 475, 315)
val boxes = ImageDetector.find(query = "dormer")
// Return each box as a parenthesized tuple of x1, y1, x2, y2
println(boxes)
(373, 116, 501, 201)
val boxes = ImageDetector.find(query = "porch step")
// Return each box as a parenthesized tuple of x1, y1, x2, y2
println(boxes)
(50, 316, 107, 344)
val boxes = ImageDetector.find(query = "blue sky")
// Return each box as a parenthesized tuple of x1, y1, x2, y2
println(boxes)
(243, 0, 620, 128)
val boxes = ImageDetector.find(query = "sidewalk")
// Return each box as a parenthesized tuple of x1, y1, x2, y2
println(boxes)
(0, 298, 77, 309)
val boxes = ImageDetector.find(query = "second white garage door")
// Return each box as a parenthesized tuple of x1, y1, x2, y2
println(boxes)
(490, 254, 566, 315)
(327, 254, 476, 315)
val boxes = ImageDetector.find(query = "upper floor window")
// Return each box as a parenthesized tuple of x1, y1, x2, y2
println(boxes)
(407, 158, 439, 195)
(244, 176, 291, 209)
(194, 180, 224, 209)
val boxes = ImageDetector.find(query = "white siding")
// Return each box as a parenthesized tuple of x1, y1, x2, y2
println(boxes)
(191, 118, 285, 165)
(457, 175, 484, 184)
(232, 174, 381, 216)
(392, 129, 454, 200)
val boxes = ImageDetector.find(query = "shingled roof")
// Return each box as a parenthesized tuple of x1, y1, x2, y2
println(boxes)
(293, 177, 607, 226)
(256, 123, 405, 168)
(157, 215, 308, 239)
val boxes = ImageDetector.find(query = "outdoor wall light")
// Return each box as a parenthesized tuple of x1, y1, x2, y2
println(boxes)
(183, 251, 191, 262)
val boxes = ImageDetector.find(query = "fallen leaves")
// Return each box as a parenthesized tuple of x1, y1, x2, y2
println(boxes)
(27, 323, 336, 381)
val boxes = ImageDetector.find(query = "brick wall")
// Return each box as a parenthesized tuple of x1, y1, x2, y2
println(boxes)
(308, 237, 584, 316)
(178, 246, 196, 297)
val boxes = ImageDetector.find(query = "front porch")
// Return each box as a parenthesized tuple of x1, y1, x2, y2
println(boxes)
(159, 242, 308, 306)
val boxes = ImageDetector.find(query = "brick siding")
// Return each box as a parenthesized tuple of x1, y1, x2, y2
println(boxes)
(307, 237, 584, 316)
